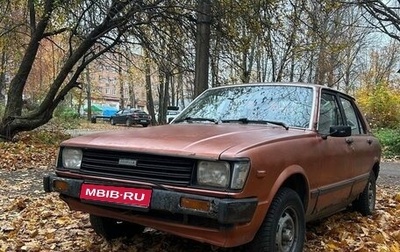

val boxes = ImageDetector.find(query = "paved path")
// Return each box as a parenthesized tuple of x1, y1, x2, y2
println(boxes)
(377, 161, 400, 189)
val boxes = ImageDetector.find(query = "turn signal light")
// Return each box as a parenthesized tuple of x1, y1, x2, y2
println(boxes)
(54, 180, 69, 192)
(180, 197, 210, 212)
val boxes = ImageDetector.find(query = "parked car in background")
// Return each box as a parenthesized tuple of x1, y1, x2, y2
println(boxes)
(166, 106, 180, 123)
(110, 109, 150, 127)
(44, 83, 381, 251)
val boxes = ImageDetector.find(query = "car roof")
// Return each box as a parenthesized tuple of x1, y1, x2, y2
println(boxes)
(128, 109, 146, 112)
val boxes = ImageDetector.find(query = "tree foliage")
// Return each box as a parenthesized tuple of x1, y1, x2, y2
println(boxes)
(356, 82, 400, 128)
(0, 0, 399, 139)
(355, 44, 400, 128)
(0, 0, 198, 140)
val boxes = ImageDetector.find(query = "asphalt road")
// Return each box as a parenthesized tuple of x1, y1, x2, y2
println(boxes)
(377, 161, 400, 188)
(380, 162, 400, 176)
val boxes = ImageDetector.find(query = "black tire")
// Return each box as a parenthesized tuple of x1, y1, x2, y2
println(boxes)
(142, 124, 148, 127)
(126, 118, 133, 127)
(353, 172, 376, 216)
(247, 188, 305, 252)
(110, 118, 116, 125)
(89, 214, 144, 240)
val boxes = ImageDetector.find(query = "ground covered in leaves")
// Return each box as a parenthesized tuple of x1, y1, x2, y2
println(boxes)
(0, 122, 399, 251)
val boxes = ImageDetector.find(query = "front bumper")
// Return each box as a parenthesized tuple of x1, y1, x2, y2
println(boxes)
(43, 174, 257, 225)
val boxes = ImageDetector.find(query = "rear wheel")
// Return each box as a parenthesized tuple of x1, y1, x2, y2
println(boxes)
(247, 188, 305, 252)
(126, 118, 133, 127)
(89, 214, 144, 240)
(353, 172, 376, 216)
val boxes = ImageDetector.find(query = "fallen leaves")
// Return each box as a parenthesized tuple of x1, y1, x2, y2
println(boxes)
(0, 187, 399, 252)
(305, 188, 400, 252)
(0, 131, 63, 171)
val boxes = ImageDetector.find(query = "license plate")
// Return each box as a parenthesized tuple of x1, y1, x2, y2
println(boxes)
(80, 184, 152, 208)
(140, 120, 147, 122)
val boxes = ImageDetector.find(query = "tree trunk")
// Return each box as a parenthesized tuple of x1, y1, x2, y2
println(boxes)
(129, 84, 136, 109)
(194, 0, 211, 98)
(158, 71, 164, 123)
(144, 49, 156, 125)
(0, 50, 7, 103)
(118, 54, 125, 109)
(85, 68, 92, 121)
(0, 0, 55, 140)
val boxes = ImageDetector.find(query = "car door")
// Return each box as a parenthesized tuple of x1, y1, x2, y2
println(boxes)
(114, 110, 125, 124)
(312, 91, 353, 214)
(338, 96, 378, 196)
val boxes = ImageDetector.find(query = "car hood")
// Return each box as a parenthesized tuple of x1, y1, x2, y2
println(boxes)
(62, 124, 313, 159)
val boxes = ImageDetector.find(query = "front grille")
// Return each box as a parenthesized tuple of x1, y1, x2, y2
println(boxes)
(80, 149, 195, 186)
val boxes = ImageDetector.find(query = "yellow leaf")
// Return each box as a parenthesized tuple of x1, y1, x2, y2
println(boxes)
(390, 242, 400, 252)
(395, 193, 400, 203)
(393, 231, 400, 243)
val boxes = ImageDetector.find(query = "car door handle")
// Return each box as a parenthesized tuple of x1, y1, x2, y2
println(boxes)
(345, 137, 354, 144)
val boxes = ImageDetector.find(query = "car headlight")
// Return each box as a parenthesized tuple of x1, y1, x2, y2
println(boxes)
(197, 161, 230, 188)
(62, 148, 83, 169)
(196, 160, 250, 189)
(231, 162, 250, 189)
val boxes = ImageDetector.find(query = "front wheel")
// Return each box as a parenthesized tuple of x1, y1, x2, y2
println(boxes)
(110, 118, 116, 125)
(353, 172, 376, 216)
(247, 188, 305, 252)
(89, 214, 144, 240)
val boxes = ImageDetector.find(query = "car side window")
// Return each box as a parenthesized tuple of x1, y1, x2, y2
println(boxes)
(340, 97, 364, 135)
(318, 93, 343, 134)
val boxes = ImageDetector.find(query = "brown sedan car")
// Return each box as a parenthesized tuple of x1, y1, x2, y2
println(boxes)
(44, 83, 381, 251)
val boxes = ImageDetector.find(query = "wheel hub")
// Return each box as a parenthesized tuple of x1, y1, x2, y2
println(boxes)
(368, 181, 375, 210)
(276, 209, 297, 251)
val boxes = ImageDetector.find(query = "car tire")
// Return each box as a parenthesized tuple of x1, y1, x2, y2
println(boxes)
(89, 214, 144, 240)
(110, 118, 116, 125)
(353, 172, 376, 216)
(142, 124, 148, 127)
(126, 118, 133, 127)
(246, 187, 305, 252)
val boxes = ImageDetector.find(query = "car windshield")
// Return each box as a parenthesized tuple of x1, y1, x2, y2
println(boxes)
(174, 85, 313, 128)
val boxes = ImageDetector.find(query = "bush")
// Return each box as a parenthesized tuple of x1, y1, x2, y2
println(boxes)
(53, 106, 81, 129)
(374, 128, 400, 159)
(356, 83, 400, 128)
(54, 107, 79, 119)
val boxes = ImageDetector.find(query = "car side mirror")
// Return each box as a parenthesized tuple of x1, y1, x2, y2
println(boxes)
(321, 125, 351, 139)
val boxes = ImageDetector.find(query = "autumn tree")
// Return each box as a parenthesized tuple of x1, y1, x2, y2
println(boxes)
(194, 0, 211, 96)
(357, 0, 400, 41)
(0, 1, 28, 104)
(0, 0, 203, 140)
(136, 0, 197, 123)
(355, 44, 400, 128)
(209, 0, 371, 89)
(1, 0, 125, 139)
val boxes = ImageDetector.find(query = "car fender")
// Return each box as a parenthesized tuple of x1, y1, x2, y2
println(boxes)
(243, 164, 310, 242)
(265, 164, 310, 214)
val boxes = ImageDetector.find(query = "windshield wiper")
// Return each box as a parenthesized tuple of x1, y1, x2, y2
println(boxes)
(222, 118, 289, 130)
(174, 117, 219, 124)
